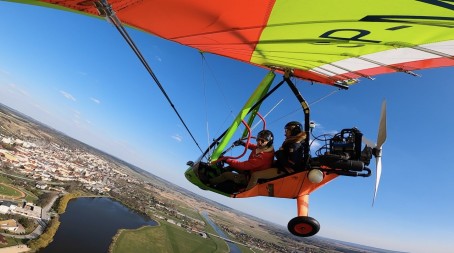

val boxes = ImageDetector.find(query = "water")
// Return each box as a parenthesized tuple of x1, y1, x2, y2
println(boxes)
(38, 197, 157, 253)
(201, 211, 242, 253)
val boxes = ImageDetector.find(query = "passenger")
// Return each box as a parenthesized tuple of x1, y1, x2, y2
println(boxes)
(208, 130, 274, 192)
(275, 121, 306, 173)
(245, 121, 306, 190)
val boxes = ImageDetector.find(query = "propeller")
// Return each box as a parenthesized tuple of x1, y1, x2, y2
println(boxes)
(362, 100, 387, 206)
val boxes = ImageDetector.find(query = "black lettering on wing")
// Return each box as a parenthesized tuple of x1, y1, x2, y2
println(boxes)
(319, 29, 381, 43)
(360, 15, 454, 28)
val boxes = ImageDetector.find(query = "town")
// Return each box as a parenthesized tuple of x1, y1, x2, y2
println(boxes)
(0, 105, 376, 253)
(0, 106, 314, 253)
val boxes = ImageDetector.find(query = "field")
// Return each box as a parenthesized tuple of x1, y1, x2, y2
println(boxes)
(20, 188, 39, 203)
(111, 220, 229, 253)
(0, 175, 11, 184)
(0, 175, 38, 202)
(0, 183, 25, 199)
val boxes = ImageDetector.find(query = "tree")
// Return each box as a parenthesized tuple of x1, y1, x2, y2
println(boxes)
(36, 192, 58, 207)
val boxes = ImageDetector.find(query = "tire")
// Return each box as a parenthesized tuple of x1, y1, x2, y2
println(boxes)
(287, 216, 320, 237)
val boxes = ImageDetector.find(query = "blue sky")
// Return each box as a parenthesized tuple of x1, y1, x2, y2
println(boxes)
(1, 2, 453, 253)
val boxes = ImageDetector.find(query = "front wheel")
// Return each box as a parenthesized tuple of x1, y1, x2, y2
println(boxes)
(288, 216, 320, 237)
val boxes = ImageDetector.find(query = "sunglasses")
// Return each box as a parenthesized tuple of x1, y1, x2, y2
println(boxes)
(257, 138, 268, 143)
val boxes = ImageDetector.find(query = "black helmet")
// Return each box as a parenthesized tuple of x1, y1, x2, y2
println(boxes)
(257, 130, 273, 147)
(285, 121, 303, 136)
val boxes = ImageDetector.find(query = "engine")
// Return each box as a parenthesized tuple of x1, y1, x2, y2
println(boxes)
(314, 128, 372, 177)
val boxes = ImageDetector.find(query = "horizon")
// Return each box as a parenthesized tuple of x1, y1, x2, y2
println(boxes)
(0, 103, 408, 253)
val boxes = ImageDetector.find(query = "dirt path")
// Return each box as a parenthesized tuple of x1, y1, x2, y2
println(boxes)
(0, 183, 26, 200)
(0, 245, 30, 253)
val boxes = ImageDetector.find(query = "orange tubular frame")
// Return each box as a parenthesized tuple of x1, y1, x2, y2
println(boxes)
(297, 194, 309, 216)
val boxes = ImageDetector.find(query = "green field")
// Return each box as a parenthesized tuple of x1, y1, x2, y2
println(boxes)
(0, 175, 12, 184)
(0, 174, 39, 202)
(200, 214, 255, 253)
(0, 236, 27, 248)
(111, 221, 229, 253)
(21, 188, 39, 202)
(176, 205, 201, 218)
(0, 184, 23, 198)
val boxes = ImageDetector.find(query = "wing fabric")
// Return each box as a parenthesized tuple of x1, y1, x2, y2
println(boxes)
(13, 0, 454, 85)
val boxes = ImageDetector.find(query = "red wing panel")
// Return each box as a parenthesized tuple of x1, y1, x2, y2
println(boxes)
(41, 0, 275, 62)
(18, 0, 454, 85)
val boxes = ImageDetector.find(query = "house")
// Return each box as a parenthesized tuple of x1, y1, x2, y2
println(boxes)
(198, 232, 208, 238)
(0, 219, 19, 232)
(0, 149, 17, 162)
(0, 201, 17, 214)
(36, 184, 48, 190)
(0, 206, 9, 214)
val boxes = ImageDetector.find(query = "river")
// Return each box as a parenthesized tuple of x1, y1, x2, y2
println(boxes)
(37, 197, 157, 253)
(201, 211, 242, 253)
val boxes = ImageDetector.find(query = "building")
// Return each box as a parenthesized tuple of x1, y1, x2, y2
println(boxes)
(0, 219, 19, 232)
(0, 201, 17, 214)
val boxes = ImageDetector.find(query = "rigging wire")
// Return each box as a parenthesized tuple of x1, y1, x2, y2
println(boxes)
(251, 99, 284, 131)
(200, 53, 235, 116)
(97, 0, 203, 153)
(309, 89, 339, 107)
(199, 52, 231, 157)
(199, 53, 236, 137)
(200, 52, 211, 148)
(269, 86, 340, 125)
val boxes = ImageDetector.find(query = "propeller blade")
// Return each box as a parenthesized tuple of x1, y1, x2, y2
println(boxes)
(376, 100, 387, 148)
(362, 136, 375, 148)
(372, 100, 386, 206)
(372, 155, 382, 206)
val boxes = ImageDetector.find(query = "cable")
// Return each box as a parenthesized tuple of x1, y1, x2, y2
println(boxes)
(200, 52, 211, 149)
(199, 53, 235, 136)
(98, 0, 203, 153)
(264, 86, 340, 127)
(251, 99, 284, 131)
(309, 89, 339, 107)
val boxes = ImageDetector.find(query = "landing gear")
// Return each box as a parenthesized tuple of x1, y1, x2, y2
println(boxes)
(287, 216, 320, 237)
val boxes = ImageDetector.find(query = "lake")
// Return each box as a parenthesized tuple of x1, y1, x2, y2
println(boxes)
(37, 197, 157, 253)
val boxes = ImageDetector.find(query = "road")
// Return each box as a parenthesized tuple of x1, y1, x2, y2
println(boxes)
(1, 193, 60, 240)
(0, 171, 65, 186)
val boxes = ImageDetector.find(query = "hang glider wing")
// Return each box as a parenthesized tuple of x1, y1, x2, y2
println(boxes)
(12, 0, 454, 86)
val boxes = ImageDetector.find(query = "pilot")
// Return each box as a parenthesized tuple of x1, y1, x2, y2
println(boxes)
(245, 121, 306, 190)
(208, 130, 274, 191)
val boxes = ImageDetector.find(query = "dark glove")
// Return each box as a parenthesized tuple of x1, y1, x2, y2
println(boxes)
(233, 140, 245, 146)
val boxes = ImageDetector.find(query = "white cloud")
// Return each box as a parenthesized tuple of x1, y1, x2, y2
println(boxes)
(5, 82, 28, 97)
(0, 69, 10, 75)
(60, 90, 76, 101)
(172, 134, 182, 142)
(0, 82, 55, 120)
(72, 109, 81, 118)
(30, 102, 52, 116)
(310, 139, 323, 151)
(90, 97, 101, 104)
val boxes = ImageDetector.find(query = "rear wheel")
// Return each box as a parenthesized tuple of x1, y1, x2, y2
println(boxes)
(288, 216, 320, 237)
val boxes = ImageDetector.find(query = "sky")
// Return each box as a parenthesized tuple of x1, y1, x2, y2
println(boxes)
(1, 2, 453, 253)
